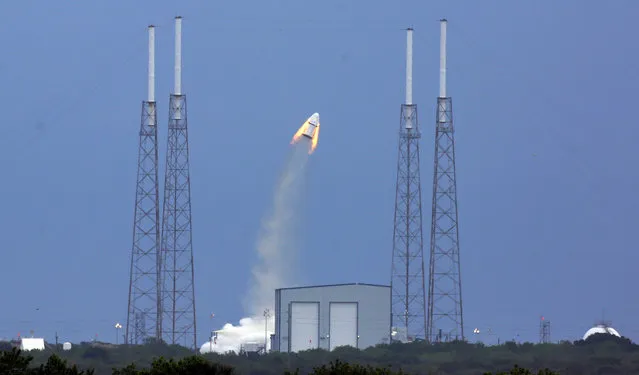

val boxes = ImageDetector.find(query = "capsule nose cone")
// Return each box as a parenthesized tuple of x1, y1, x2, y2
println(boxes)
(309, 112, 320, 125)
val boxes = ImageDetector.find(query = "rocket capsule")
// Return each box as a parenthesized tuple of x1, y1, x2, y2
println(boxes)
(290, 112, 320, 154)
(301, 113, 319, 139)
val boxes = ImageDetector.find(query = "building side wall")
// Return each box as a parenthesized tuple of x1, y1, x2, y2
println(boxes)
(275, 284, 390, 352)
(20, 338, 45, 351)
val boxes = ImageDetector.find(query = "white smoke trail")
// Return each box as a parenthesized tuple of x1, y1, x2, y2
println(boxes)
(246, 144, 309, 316)
(202, 143, 309, 354)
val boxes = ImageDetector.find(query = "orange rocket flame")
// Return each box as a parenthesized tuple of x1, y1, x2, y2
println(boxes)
(290, 123, 308, 145)
(309, 124, 319, 154)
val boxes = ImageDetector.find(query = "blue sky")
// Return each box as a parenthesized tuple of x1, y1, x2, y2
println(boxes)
(0, 0, 638, 346)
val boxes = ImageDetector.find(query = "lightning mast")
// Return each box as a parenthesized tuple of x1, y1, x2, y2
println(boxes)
(390, 27, 427, 342)
(126, 25, 161, 344)
(426, 19, 465, 343)
(160, 16, 197, 349)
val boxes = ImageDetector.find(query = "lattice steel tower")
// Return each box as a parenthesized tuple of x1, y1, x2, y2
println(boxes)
(126, 25, 161, 345)
(539, 316, 551, 344)
(160, 16, 197, 349)
(426, 19, 465, 343)
(390, 27, 427, 343)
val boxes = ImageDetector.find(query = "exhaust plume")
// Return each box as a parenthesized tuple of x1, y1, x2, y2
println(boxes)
(203, 142, 310, 353)
(246, 143, 308, 315)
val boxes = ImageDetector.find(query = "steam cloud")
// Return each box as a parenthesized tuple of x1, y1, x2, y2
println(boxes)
(202, 144, 310, 354)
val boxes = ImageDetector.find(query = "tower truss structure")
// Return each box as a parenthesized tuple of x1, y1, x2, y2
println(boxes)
(126, 25, 161, 345)
(539, 317, 551, 344)
(390, 27, 427, 343)
(426, 19, 465, 343)
(160, 16, 197, 349)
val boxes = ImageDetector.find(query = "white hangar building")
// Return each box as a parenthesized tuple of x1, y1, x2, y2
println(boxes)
(272, 283, 391, 353)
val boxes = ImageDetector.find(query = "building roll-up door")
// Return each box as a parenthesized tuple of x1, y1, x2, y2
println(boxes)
(289, 302, 319, 352)
(329, 302, 358, 350)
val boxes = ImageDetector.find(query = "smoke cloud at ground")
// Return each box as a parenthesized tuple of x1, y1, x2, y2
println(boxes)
(202, 143, 309, 354)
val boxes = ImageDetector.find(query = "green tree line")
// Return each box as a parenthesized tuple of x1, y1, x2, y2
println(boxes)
(4, 333, 636, 375)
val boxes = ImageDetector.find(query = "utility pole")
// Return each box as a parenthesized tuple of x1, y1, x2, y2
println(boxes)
(209, 330, 214, 353)
(115, 323, 122, 344)
(264, 309, 271, 353)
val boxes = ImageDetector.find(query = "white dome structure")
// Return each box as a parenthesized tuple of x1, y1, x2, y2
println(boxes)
(583, 324, 621, 340)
